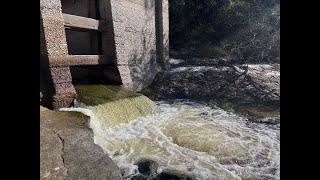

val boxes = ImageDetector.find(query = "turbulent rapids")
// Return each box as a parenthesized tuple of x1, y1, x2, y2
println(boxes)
(61, 85, 280, 180)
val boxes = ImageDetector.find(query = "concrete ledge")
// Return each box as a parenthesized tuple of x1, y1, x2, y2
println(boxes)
(63, 13, 107, 31)
(48, 55, 110, 67)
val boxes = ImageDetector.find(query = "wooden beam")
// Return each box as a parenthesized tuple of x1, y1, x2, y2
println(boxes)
(63, 13, 107, 31)
(48, 55, 110, 67)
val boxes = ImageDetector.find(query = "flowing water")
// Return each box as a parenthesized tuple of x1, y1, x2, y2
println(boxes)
(61, 85, 280, 180)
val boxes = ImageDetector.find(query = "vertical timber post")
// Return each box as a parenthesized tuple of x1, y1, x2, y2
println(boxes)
(40, 0, 76, 109)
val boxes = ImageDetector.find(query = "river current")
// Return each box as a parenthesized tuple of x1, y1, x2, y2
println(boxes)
(61, 98, 279, 180)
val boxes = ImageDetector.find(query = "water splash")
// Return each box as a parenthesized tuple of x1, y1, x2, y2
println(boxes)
(62, 99, 279, 180)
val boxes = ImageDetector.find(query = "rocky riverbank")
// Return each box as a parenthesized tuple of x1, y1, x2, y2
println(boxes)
(40, 106, 122, 180)
(143, 58, 280, 107)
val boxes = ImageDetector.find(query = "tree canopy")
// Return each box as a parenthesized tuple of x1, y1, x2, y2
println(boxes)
(169, 0, 280, 64)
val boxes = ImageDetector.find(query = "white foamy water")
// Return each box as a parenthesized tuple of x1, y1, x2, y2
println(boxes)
(61, 100, 279, 180)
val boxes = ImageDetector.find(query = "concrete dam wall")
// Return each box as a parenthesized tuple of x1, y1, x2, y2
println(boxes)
(40, 0, 169, 109)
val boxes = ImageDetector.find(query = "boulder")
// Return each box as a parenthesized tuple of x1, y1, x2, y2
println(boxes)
(134, 159, 159, 176)
(40, 106, 122, 180)
(157, 169, 196, 180)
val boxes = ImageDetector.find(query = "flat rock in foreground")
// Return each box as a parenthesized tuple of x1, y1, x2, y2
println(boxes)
(40, 106, 122, 180)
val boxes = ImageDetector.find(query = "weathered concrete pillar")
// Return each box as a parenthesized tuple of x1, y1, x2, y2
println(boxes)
(40, 0, 76, 109)
(156, 0, 169, 70)
(98, 0, 133, 90)
(162, 0, 170, 69)
(99, 0, 169, 92)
